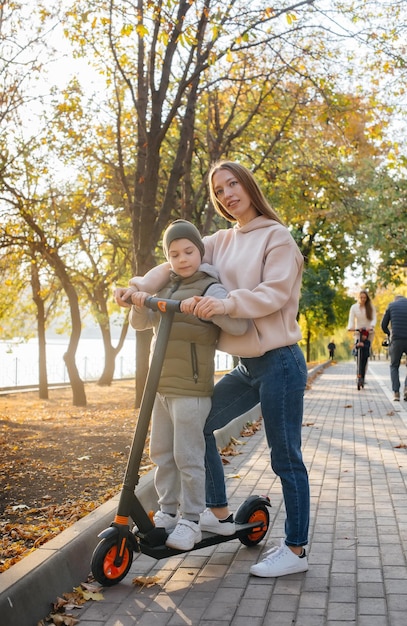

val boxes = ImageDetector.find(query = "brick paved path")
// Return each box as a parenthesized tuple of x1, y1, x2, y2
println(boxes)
(75, 360, 407, 626)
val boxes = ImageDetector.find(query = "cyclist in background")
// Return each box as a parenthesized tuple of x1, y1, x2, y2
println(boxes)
(347, 290, 376, 386)
(347, 290, 377, 342)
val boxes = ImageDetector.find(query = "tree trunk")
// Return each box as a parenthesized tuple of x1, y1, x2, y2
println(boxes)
(97, 344, 116, 386)
(63, 349, 86, 406)
(59, 282, 86, 406)
(97, 314, 130, 386)
(306, 328, 311, 363)
(31, 260, 48, 399)
(37, 310, 48, 400)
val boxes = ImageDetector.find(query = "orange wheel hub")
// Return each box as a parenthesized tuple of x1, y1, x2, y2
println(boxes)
(103, 545, 130, 579)
(246, 509, 268, 542)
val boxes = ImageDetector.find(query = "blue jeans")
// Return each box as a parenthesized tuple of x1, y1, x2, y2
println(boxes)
(204, 344, 309, 547)
(389, 338, 407, 392)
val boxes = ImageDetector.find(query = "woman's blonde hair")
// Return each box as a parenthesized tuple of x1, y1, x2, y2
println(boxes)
(208, 161, 284, 225)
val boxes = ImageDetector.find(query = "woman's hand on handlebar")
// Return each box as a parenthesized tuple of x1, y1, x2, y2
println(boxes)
(189, 295, 226, 318)
(180, 296, 200, 314)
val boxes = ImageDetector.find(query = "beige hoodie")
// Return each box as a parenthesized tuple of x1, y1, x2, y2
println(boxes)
(202, 216, 303, 356)
(133, 216, 304, 357)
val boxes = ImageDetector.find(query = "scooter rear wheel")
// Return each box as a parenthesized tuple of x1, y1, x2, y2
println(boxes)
(235, 497, 270, 547)
(91, 535, 133, 586)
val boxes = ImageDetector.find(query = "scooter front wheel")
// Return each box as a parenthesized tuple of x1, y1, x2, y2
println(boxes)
(235, 495, 270, 547)
(91, 535, 133, 586)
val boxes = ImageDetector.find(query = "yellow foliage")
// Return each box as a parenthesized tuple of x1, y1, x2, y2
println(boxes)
(286, 13, 298, 25)
(158, 31, 169, 46)
(121, 24, 134, 36)
(136, 24, 149, 37)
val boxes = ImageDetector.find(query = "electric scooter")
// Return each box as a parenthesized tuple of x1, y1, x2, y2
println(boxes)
(91, 296, 270, 586)
(349, 327, 370, 390)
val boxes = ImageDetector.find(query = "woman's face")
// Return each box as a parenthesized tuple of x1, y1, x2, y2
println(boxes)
(359, 292, 367, 305)
(212, 169, 258, 226)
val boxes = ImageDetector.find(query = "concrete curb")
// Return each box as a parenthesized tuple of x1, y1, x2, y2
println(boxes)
(0, 406, 261, 626)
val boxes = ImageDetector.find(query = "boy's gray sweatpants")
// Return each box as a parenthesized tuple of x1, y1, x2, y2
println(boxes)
(150, 393, 211, 520)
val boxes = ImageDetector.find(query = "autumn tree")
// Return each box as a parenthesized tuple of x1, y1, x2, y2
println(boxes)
(3, 0, 407, 399)
(59, 0, 324, 401)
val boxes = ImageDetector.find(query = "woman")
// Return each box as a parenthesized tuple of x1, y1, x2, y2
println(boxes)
(347, 290, 377, 338)
(116, 161, 309, 578)
(347, 289, 376, 381)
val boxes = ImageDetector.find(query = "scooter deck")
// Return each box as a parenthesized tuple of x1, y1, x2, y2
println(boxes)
(137, 521, 264, 559)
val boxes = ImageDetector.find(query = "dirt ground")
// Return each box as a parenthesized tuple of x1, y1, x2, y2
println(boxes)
(0, 381, 146, 572)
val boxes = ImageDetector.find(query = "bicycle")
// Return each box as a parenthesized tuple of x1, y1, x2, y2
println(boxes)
(349, 328, 371, 390)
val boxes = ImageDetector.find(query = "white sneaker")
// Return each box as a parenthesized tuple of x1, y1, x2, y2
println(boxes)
(165, 519, 202, 550)
(199, 508, 235, 536)
(153, 510, 179, 533)
(250, 539, 308, 577)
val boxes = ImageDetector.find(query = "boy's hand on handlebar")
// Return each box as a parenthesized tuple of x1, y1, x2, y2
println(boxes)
(114, 286, 137, 308)
(130, 291, 150, 307)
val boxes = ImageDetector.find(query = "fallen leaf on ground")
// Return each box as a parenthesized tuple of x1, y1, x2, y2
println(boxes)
(132, 575, 161, 588)
(73, 585, 104, 602)
(47, 614, 79, 625)
(230, 436, 246, 446)
(220, 443, 242, 457)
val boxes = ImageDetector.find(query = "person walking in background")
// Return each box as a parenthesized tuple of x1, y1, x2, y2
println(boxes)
(128, 220, 247, 551)
(381, 294, 407, 402)
(327, 340, 336, 360)
(116, 160, 310, 578)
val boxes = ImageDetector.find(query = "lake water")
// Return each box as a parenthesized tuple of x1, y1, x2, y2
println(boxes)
(0, 337, 233, 389)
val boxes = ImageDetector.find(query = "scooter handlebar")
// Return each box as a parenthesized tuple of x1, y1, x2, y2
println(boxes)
(348, 328, 370, 332)
(144, 296, 181, 313)
(124, 294, 181, 313)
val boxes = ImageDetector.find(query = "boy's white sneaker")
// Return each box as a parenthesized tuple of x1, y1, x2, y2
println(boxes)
(153, 510, 179, 533)
(165, 519, 202, 550)
(199, 508, 235, 536)
(250, 539, 308, 577)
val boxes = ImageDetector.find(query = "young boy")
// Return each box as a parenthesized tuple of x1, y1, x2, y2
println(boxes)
(128, 220, 247, 551)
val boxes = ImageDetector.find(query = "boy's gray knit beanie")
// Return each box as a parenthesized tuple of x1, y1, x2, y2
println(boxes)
(163, 220, 205, 260)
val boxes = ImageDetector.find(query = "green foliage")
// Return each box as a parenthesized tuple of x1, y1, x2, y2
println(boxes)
(300, 266, 336, 333)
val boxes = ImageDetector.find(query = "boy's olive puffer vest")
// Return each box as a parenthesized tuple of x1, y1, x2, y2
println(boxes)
(154, 272, 220, 396)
